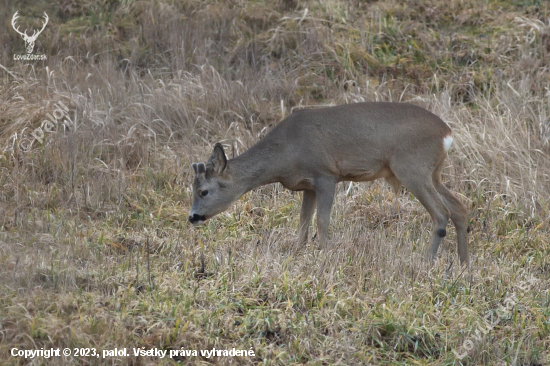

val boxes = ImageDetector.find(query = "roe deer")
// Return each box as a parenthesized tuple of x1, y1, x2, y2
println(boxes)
(189, 102, 469, 264)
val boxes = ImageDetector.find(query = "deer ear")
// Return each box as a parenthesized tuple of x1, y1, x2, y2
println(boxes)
(207, 143, 227, 175)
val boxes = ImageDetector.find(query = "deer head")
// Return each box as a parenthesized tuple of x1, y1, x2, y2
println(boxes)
(11, 11, 49, 54)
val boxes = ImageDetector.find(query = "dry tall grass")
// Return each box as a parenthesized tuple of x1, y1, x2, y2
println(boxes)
(1, 0, 549, 365)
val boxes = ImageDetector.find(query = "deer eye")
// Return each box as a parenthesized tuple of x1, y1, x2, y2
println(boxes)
(200, 190, 209, 197)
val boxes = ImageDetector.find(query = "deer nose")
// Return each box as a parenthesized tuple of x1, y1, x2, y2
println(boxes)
(189, 214, 206, 224)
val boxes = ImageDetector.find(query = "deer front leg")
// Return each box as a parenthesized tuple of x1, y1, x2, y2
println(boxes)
(314, 177, 336, 248)
(299, 190, 316, 245)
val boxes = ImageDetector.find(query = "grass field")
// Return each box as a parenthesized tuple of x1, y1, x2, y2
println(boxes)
(1, 0, 549, 364)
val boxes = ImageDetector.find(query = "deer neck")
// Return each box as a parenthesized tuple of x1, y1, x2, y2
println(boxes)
(227, 143, 282, 194)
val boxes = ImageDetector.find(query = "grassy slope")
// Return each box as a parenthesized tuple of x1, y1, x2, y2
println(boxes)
(0, 0, 549, 365)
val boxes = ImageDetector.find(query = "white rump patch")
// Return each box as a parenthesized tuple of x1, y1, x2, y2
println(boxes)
(443, 135, 453, 151)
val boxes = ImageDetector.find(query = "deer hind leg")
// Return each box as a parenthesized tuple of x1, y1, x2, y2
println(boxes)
(433, 170, 470, 265)
(299, 190, 316, 245)
(392, 164, 450, 261)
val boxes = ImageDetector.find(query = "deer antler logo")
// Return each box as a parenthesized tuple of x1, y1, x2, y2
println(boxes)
(11, 11, 49, 54)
